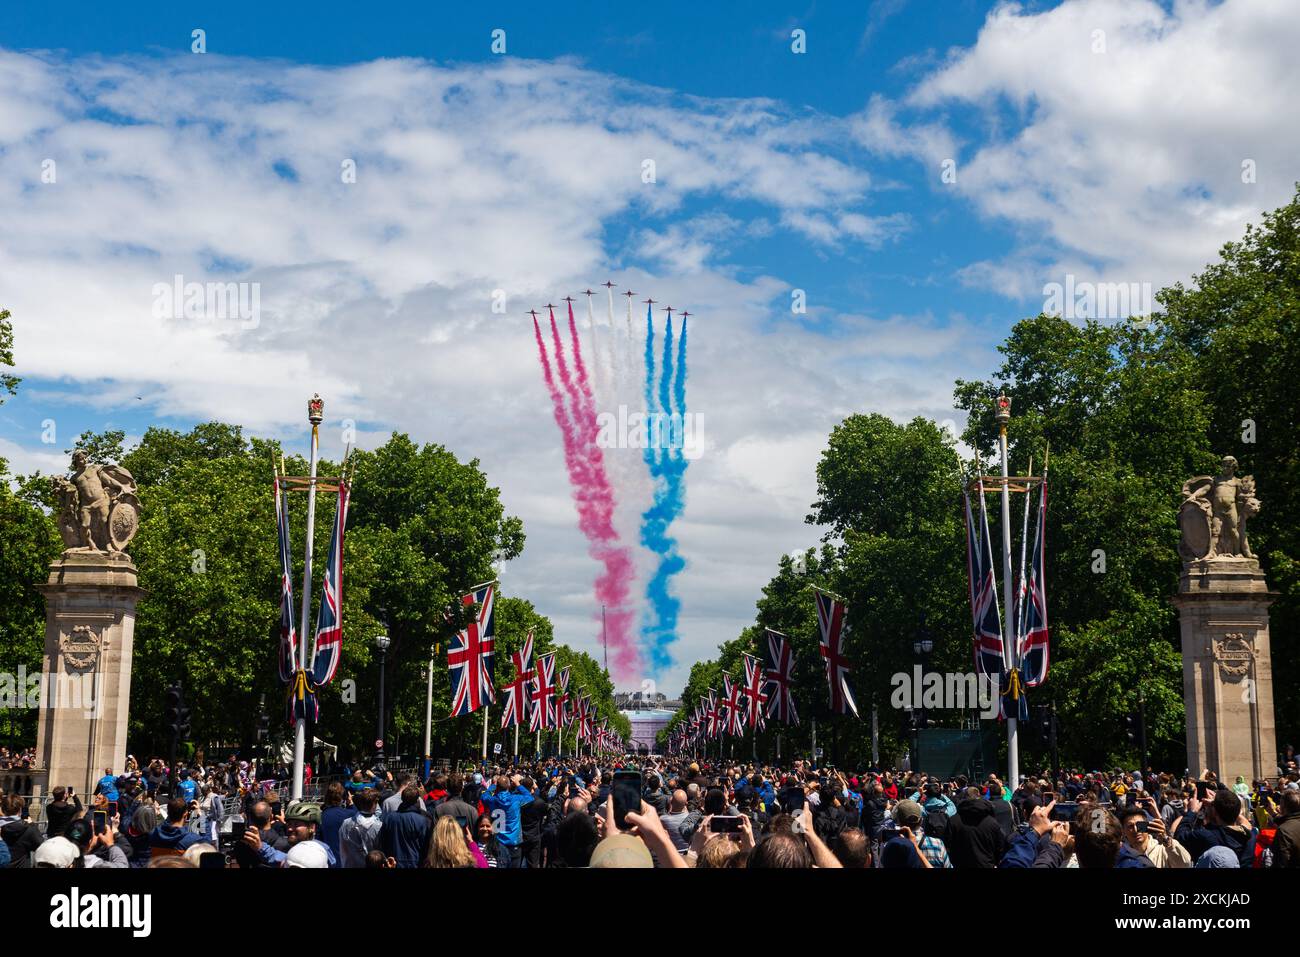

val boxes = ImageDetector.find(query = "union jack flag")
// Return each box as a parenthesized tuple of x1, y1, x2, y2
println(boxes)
(578, 695, 594, 740)
(500, 629, 534, 729)
(308, 481, 350, 687)
(556, 666, 572, 728)
(1019, 478, 1050, 687)
(814, 589, 859, 718)
(762, 629, 798, 726)
(448, 582, 497, 716)
(530, 652, 558, 731)
(965, 481, 1006, 680)
(718, 676, 735, 736)
(743, 653, 768, 730)
(718, 674, 741, 735)
(704, 690, 720, 738)
(273, 476, 298, 685)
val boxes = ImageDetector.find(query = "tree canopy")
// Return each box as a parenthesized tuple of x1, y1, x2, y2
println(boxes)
(666, 185, 1300, 772)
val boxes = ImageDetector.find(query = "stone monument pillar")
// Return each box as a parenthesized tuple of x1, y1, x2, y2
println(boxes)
(1173, 456, 1278, 782)
(31, 452, 143, 800)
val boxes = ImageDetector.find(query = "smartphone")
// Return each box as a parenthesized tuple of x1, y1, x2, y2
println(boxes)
(231, 822, 247, 842)
(1196, 781, 1210, 800)
(198, 851, 227, 869)
(1050, 801, 1078, 823)
(611, 770, 643, 831)
(92, 809, 108, 834)
(1135, 819, 1150, 833)
(711, 815, 742, 833)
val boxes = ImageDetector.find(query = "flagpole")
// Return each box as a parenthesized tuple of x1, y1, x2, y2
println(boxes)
(481, 705, 489, 760)
(292, 395, 323, 801)
(996, 393, 1019, 788)
(423, 656, 434, 782)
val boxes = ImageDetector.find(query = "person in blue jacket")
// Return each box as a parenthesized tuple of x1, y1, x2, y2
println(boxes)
(95, 767, 120, 817)
(482, 773, 534, 868)
(148, 798, 205, 859)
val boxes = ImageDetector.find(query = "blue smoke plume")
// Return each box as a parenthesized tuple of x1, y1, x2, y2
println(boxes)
(640, 306, 689, 674)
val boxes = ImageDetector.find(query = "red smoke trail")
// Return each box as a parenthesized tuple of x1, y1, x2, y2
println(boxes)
(535, 311, 641, 678)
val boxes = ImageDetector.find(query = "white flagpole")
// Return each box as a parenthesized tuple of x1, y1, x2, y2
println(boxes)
(292, 396, 323, 801)
(996, 394, 1019, 788)
(514, 721, 519, 758)
(481, 705, 489, 760)
(423, 657, 434, 779)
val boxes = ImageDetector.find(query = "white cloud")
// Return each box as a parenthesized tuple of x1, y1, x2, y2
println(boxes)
(0, 48, 993, 693)
(858, 0, 1300, 307)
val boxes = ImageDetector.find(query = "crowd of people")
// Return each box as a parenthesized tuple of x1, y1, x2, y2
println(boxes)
(0, 746, 37, 770)
(4, 750, 1300, 869)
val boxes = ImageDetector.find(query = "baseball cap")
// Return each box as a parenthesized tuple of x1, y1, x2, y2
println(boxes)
(284, 801, 322, 825)
(894, 799, 924, 827)
(589, 834, 653, 869)
(284, 841, 330, 868)
(1194, 846, 1240, 869)
(34, 836, 80, 868)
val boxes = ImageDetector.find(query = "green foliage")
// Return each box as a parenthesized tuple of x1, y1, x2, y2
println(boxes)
(0, 457, 62, 742)
(669, 187, 1300, 770)
(0, 308, 18, 402)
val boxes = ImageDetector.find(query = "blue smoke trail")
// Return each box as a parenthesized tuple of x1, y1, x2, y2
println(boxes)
(640, 307, 689, 674)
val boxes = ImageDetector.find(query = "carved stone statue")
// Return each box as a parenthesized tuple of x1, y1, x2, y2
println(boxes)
(51, 450, 140, 556)
(1178, 455, 1259, 561)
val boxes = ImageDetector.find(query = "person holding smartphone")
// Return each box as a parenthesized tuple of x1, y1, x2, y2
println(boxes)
(1119, 800, 1190, 867)
(45, 786, 83, 838)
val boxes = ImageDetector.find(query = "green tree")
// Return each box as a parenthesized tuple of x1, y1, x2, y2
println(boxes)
(0, 308, 19, 402)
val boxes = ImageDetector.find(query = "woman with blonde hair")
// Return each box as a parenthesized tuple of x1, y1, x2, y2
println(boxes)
(422, 814, 487, 868)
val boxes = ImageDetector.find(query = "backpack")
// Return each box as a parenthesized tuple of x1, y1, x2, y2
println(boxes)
(0, 837, 10, 868)
(924, 806, 949, 841)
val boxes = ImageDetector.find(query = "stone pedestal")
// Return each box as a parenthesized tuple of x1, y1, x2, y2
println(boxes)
(1173, 558, 1278, 782)
(32, 553, 145, 800)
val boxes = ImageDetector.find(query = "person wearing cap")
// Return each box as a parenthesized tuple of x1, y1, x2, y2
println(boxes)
(33, 836, 81, 868)
(240, 800, 337, 868)
(285, 840, 331, 868)
(881, 800, 949, 868)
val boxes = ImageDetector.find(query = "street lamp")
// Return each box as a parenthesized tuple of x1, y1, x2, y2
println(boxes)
(912, 618, 934, 776)
(375, 630, 391, 770)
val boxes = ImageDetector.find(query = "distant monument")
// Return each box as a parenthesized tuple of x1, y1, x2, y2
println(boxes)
(31, 451, 144, 802)
(1173, 456, 1278, 781)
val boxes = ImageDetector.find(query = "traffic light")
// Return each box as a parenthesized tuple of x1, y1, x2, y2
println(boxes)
(1033, 704, 1052, 739)
(257, 712, 271, 739)
(1123, 711, 1139, 743)
(163, 684, 181, 737)
(163, 683, 191, 740)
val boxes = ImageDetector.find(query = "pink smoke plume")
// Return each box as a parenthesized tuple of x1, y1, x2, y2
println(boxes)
(533, 310, 641, 679)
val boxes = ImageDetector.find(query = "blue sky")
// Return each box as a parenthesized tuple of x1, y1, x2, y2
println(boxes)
(2, 0, 1296, 693)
